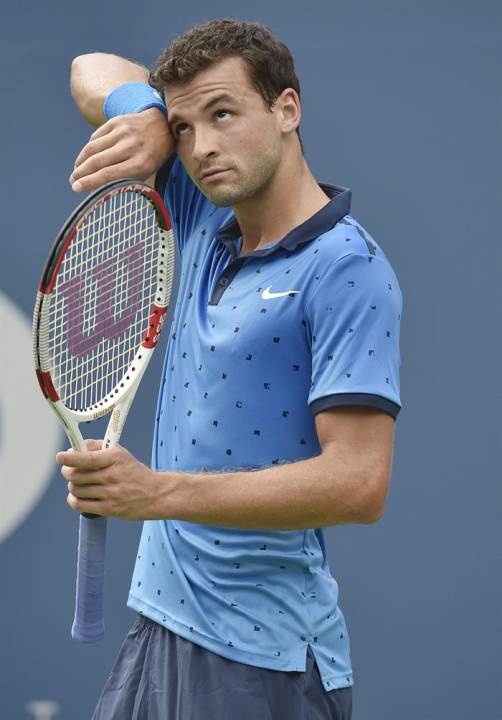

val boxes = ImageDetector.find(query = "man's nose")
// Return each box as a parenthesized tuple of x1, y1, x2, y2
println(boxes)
(192, 127, 218, 163)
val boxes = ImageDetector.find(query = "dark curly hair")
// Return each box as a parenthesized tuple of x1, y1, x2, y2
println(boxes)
(149, 18, 303, 149)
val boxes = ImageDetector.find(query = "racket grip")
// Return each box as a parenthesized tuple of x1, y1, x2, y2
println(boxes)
(71, 514, 107, 643)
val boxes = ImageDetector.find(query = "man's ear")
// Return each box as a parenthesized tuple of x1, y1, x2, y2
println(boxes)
(275, 88, 301, 134)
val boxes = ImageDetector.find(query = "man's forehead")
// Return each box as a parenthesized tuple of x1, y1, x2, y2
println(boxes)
(164, 57, 254, 108)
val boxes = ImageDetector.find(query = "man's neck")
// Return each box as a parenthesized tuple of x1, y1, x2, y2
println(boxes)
(234, 156, 330, 256)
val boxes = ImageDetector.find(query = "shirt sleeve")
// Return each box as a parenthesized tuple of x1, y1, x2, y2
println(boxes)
(155, 155, 216, 257)
(306, 251, 403, 419)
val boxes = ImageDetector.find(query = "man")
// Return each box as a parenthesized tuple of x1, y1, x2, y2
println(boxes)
(59, 18, 402, 720)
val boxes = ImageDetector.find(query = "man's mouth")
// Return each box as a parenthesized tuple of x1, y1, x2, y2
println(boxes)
(200, 168, 231, 181)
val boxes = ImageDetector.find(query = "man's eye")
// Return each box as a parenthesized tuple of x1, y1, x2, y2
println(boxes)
(216, 110, 232, 121)
(175, 123, 189, 136)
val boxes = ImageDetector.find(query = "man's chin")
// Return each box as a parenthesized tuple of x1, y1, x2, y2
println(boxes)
(208, 196, 236, 208)
(201, 188, 243, 208)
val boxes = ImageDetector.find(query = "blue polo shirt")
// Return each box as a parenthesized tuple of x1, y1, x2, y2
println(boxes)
(128, 156, 402, 691)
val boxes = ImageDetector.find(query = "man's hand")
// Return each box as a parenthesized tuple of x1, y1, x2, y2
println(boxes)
(70, 108, 175, 192)
(56, 439, 160, 520)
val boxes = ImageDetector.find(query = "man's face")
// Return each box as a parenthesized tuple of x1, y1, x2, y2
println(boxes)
(164, 57, 284, 207)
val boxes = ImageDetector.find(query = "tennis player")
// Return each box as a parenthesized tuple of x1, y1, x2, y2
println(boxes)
(61, 18, 402, 719)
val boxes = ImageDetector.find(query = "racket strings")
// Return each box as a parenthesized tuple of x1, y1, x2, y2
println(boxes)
(47, 190, 162, 411)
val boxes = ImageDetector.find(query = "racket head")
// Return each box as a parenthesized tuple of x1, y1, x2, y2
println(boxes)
(33, 179, 175, 427)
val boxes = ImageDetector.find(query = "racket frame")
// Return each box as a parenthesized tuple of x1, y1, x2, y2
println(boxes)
(31, 179, 176, 643)
(33, 179, 174, 451)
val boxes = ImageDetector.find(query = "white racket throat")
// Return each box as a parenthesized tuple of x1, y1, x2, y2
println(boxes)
(43, 345, 153, 451)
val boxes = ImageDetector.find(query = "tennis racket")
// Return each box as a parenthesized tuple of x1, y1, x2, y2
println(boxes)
(33, 179, 175, 643)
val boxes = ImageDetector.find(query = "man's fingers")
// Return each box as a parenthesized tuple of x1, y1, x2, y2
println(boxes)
(68, 481, 103, 499)
(89, 117, 122, 141)
(56, 447, 115, 470)
(67, 493, 105, 515)
(71, 144, 129, 184)
(70, 108, 173, 192)
(70, 160, 138, 192)
(73, 131, 117, 170)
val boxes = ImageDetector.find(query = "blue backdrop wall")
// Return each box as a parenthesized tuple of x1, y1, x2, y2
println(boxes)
(1, 1, 500, 718)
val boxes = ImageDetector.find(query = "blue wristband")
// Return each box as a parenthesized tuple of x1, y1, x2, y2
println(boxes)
(103, 82, 168, 120)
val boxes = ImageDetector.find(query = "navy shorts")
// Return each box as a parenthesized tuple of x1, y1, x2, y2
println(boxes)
(92, 615, 352, 719)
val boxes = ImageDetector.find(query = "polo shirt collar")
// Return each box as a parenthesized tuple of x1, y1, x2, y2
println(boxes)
(215, 183, 351, 258)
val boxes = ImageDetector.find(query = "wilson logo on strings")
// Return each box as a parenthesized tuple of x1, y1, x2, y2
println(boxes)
(58, 241, 144, 357)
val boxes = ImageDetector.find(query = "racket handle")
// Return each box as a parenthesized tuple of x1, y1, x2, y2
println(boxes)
(71, 514, 107, 642)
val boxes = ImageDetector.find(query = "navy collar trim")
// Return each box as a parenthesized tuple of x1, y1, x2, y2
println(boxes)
(215, 184, 351, 258)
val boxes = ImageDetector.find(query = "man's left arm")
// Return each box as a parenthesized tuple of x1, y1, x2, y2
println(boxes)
(162, 405, 394, 528)
(57, 405, 394, 528)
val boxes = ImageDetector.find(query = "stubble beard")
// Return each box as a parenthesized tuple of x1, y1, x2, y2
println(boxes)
(194, 146, 282, 208)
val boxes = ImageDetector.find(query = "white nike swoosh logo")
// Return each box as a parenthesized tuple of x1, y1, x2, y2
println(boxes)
(261, 286, 301, 300)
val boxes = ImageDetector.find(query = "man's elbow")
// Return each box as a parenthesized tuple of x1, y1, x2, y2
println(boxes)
(71, 52, 104, 86)
(71, 52, 112, 73)
(360, 472, 390, 524)
(362, 504, 385, 524)
(70, 53, 114, 127)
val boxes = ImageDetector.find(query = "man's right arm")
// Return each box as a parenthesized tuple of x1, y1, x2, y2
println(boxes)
(71, 52, 150, 127)
(70, 53, 174, 192)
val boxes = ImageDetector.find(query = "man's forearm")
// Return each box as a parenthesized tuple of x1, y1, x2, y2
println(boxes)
(155, 450, 381, 530)
(71, 52, 149, 127)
